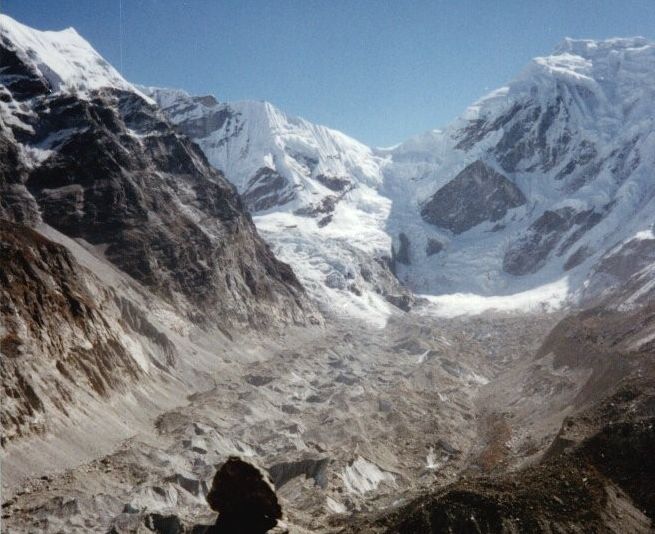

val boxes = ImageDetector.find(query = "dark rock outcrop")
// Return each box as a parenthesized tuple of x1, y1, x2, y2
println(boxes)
(563, 245, 592, 271)
(385, 294, 415, 312)
(267, 456, 330, 490)
(242, 167, 296, 212)
(581, 232, 655, 306)
(294, 181, 355, 220)
(494, 96, 573, 174)
(454, 102, 527, 152)
(503, 207, 578, 275)
(166, 98, 231, 139)
(315, 174, 351, 192)
(294, 195, 339, 218)
(421, 161, 526, 234)
(394, 233, 411, 266)
(0, 33, 51, 99)
(0, 128, 39, 225)
(503, 207, 604, 276)
(425, 238, 443, 257)
(456, 94, 580, 175)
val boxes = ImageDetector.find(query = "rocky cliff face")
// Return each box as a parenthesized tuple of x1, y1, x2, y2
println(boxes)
(580, 228, 655, 308)
(0, 220, 148, 443)
(0, 14, 316, 330)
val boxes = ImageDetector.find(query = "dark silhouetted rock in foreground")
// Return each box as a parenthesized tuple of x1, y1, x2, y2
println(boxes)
(205, 457, 283, 534)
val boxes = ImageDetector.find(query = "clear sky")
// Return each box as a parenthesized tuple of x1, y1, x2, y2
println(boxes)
(3, 1, 655, 146)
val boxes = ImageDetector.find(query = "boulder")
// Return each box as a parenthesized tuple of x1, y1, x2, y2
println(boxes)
(205, 457, 282, 533)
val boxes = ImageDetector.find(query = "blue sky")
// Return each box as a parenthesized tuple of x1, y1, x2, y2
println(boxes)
(4, 1, 655, 146)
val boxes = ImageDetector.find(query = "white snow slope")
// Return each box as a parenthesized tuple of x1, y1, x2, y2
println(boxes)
(146, 88, 401, 325)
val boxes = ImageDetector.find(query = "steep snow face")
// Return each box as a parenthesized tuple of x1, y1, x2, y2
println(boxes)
(382, 37, 655, 302)
(0, 14, 150, 100)
(148, 88, 409, 324)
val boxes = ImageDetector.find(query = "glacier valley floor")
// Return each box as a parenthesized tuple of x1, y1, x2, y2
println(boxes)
(3, 311, 564, 533)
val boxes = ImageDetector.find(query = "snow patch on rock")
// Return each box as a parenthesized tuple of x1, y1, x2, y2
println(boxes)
(340, 457, 396, 495)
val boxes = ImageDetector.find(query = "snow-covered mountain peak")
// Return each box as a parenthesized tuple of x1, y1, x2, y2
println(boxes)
(532, 36, 655, 82)
(458, 36, 655, 126)
(380, 35, 655, 305)
(553, 36, 652, 57)
(516, 37, 655, 110)
(147, 87, 408, 324)
(147, 87, 386, 207)
(223, 97, 386, 193)
(0, 14, 150, 101)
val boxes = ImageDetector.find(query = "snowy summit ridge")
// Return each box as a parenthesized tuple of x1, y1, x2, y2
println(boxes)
(0, 14, 150, 100)
(144, 87, 385, 210)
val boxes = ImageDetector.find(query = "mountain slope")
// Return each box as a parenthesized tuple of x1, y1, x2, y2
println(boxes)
(0, 13, 319, 459)
(0, 220, 143, 442)
(0, 14, 315, 329)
